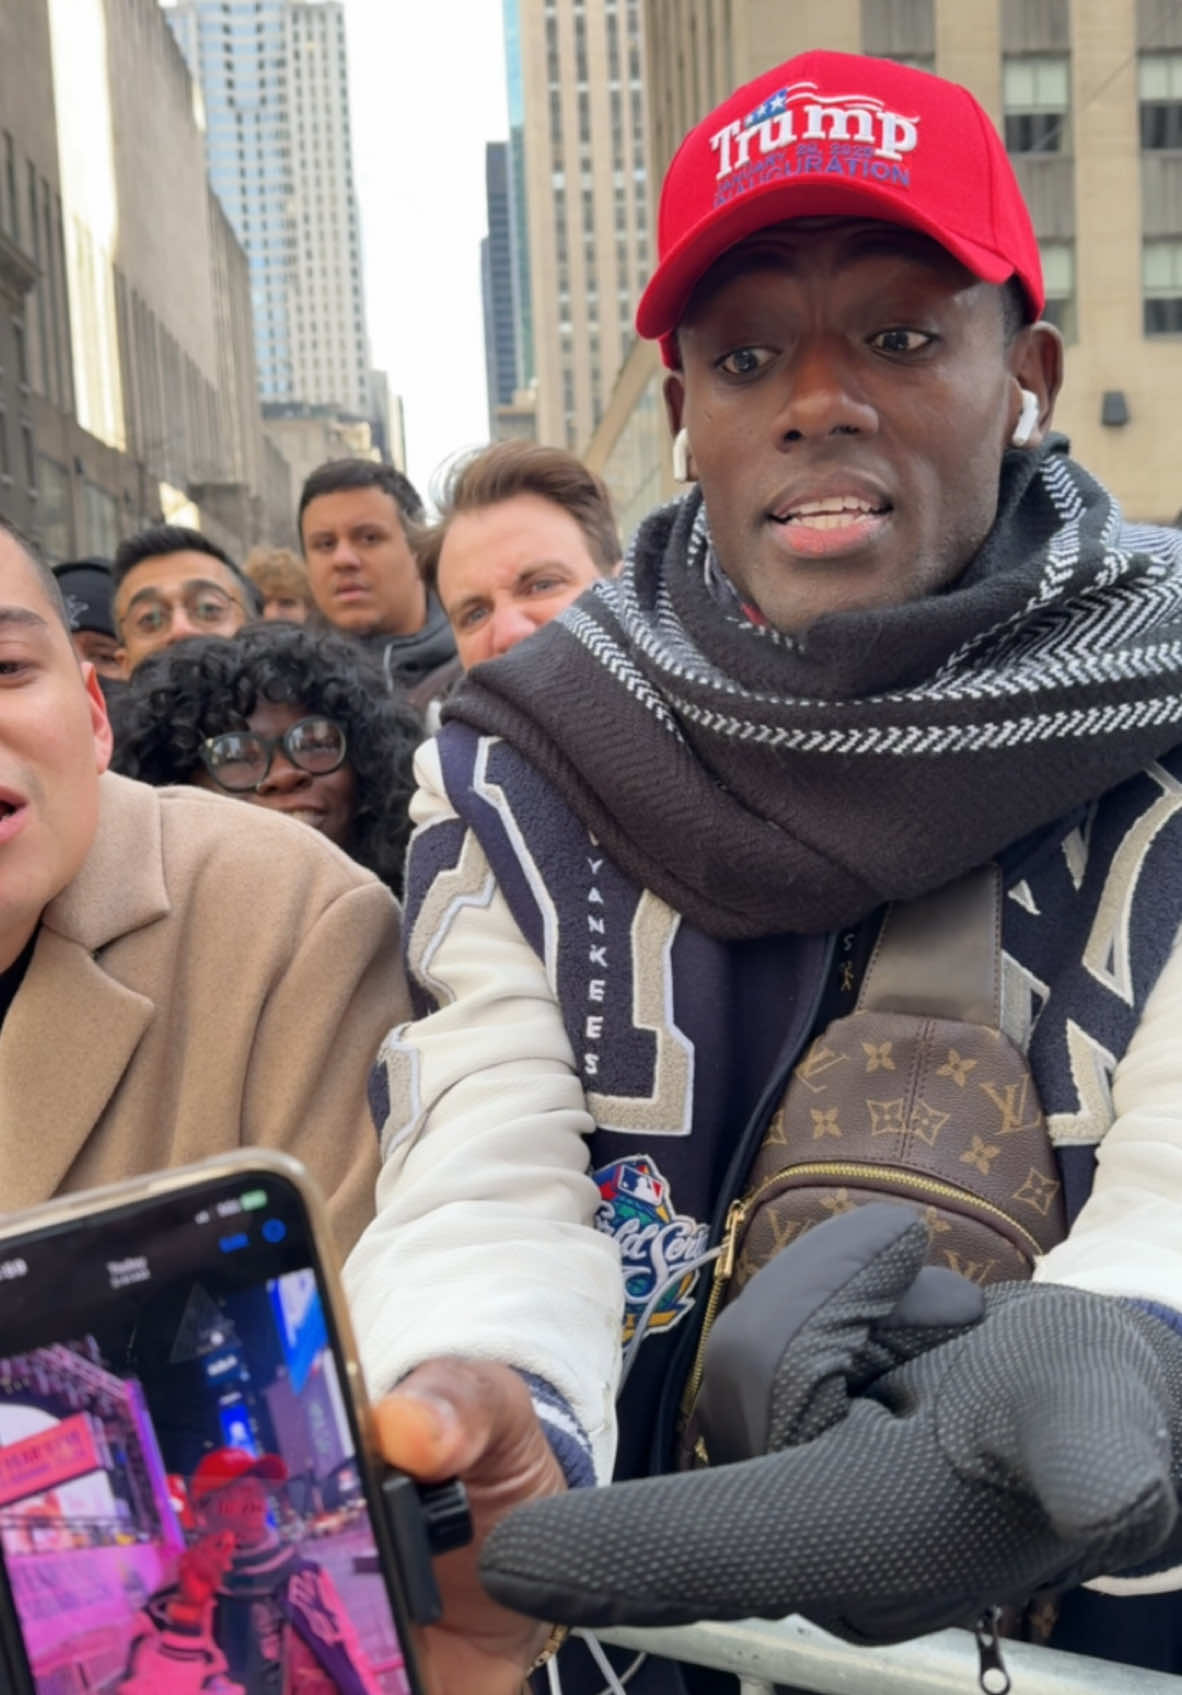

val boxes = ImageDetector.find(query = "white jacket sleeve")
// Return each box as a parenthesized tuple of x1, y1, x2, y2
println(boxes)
(344, 740, 623, 1481)
(1032, 925, 1182, 1595)
(1033, 928, 1182, 1306)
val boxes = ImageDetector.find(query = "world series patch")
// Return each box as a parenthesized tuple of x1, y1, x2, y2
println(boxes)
(594, 1156, 708, 1344)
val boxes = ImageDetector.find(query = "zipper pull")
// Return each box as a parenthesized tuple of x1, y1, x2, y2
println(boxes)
(973, 1607, 1010, 1695)
(716, 1197, 747, 1281)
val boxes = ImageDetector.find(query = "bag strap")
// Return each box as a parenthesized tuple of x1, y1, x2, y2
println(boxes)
(855, 863, 1002, 1028)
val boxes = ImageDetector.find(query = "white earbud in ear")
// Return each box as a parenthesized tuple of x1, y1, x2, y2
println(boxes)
(1011, 387, 1040, 448)
(672, 427, 691, 483)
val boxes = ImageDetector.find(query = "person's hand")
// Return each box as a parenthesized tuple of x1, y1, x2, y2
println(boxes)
(374, 1357, 566, 1695)
(480, 1205, 1182, 1646)
(168, 1530, 236, 1627)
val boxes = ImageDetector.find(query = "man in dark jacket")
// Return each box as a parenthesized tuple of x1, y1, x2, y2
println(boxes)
(298, 459, 458, 712)
(345, 50, 1182, 1694)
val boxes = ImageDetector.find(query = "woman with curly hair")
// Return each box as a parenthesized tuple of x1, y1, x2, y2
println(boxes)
(111, 623, 422, 893)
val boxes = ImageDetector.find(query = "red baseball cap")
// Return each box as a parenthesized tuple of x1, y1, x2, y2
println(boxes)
(637, 50, 1044, 365)
(190, 1447, 288, 1503)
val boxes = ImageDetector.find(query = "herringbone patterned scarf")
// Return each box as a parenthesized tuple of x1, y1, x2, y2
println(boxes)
(445, 441, 1182, 939)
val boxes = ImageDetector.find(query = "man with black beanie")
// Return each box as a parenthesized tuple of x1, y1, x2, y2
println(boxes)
(53, 557, 120, 679)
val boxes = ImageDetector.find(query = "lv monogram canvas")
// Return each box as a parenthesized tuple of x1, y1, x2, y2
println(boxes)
(680, 865, 1069, 1465)
(732, 1007, 1065, 1295)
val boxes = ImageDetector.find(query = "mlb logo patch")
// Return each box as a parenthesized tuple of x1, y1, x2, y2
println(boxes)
(595, 1156, 708, 1345)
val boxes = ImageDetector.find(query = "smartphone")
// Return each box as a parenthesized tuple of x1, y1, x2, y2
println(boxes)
(0, 1151, 453, 1695)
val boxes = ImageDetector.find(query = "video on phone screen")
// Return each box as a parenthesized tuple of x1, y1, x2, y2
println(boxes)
(0, 1267, 410, 1695)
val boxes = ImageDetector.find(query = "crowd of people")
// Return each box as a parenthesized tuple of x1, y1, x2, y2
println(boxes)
(6, 42, 1182, 1695)
(45, 440, 617, 895)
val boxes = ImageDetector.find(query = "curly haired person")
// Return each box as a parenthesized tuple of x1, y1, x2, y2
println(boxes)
(112, 622, 422, 894)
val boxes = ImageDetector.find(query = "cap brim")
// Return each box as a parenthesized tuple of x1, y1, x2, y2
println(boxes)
(247, 1454, 289, 1483)
(637, 174, 1014, 347)
(193, 1451, 289, 1499)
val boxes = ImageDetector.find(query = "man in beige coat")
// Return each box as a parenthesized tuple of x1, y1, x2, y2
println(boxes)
(0, 517, 406, 1258)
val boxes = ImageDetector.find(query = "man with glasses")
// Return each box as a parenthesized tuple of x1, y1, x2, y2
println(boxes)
(111, 525, 257, 676)
(0, 515, 406, 1259)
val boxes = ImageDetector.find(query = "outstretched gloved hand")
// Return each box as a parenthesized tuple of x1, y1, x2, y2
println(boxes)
(480, 1204, 1182, 1646)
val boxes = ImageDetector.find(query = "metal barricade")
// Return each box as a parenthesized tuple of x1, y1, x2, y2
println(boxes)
(589, 1616, 1182, 1694)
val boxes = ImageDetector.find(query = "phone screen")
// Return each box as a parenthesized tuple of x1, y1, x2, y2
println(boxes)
(0, 1168, 418, 1695)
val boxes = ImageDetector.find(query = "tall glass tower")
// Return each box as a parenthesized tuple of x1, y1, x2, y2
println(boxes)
(502, 0, 534, 390)
(166, 0, 370, 415)
(482, 142, 519, 432)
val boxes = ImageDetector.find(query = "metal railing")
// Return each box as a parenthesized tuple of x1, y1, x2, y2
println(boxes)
(589, 1616, 1182, 1694)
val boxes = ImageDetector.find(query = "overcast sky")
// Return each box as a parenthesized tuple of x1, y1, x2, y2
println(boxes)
(344, 0, 509, 506)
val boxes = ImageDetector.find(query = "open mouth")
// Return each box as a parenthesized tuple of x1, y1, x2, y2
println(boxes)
(770, 495, 891, 530)
(767, 492, 892, 560)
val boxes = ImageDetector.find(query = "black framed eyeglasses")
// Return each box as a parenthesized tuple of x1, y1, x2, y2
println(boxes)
(199, 716, 348, 792)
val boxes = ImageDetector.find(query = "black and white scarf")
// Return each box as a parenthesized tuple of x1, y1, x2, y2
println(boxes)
(445, 441, 1182, 940)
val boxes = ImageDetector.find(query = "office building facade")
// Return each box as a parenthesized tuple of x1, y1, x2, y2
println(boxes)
(587, 0, 1182, 537)
(166, 0, 371, 419)
(0, 0, 288, 562)
(515, 0, 653, 449)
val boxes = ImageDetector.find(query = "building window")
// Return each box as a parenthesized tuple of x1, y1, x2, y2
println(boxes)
(37, 454, 70, 557)
(1, 133, 16, 240)
(1003, 56, 1069, 153)
(1139, 55, 1182, 151)
(11, 318, 27, 388)
(1143, 239, 1182, 334)
(21, 424, 35, 495)
(1039, 241, 1075, 342)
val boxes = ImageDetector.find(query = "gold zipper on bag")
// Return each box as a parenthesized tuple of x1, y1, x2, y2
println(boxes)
(755, 1162, 1045, 1258)
(680, 1196, 750, 1425)
(679, 1161, 1041, 1439)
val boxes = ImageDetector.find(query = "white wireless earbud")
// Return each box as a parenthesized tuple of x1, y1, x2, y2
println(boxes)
(1011, 387, 1040, 448)
(672, 427, 691, 483)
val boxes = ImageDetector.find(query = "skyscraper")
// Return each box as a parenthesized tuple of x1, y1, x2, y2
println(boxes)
(502, 0, 534, 392)
(165, 0, 370, 419)
(514, 0, 652, 450)
(0, 0, 290, 562)
(482, 142, 519, 435)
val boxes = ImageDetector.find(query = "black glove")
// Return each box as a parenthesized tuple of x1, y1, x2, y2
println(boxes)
(480, 1204, 1182, 1645)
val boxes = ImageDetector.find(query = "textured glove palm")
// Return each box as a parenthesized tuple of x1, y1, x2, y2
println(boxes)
(480, 1204, 1182, 1644)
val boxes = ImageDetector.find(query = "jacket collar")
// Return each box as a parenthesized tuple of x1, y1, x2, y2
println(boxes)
(42, 771, 171, 952)
(0, 773, 168, 1210)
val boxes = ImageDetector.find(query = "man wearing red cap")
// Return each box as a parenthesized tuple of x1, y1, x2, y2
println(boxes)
(121, 1448, 385, 1695)
(347, 50, 1182, 1693)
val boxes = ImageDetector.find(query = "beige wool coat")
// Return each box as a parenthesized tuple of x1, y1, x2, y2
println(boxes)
(0, 771, 408, 1260)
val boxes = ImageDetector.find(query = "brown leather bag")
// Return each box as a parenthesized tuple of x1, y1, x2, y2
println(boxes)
(681, 865, 1068, 1463)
